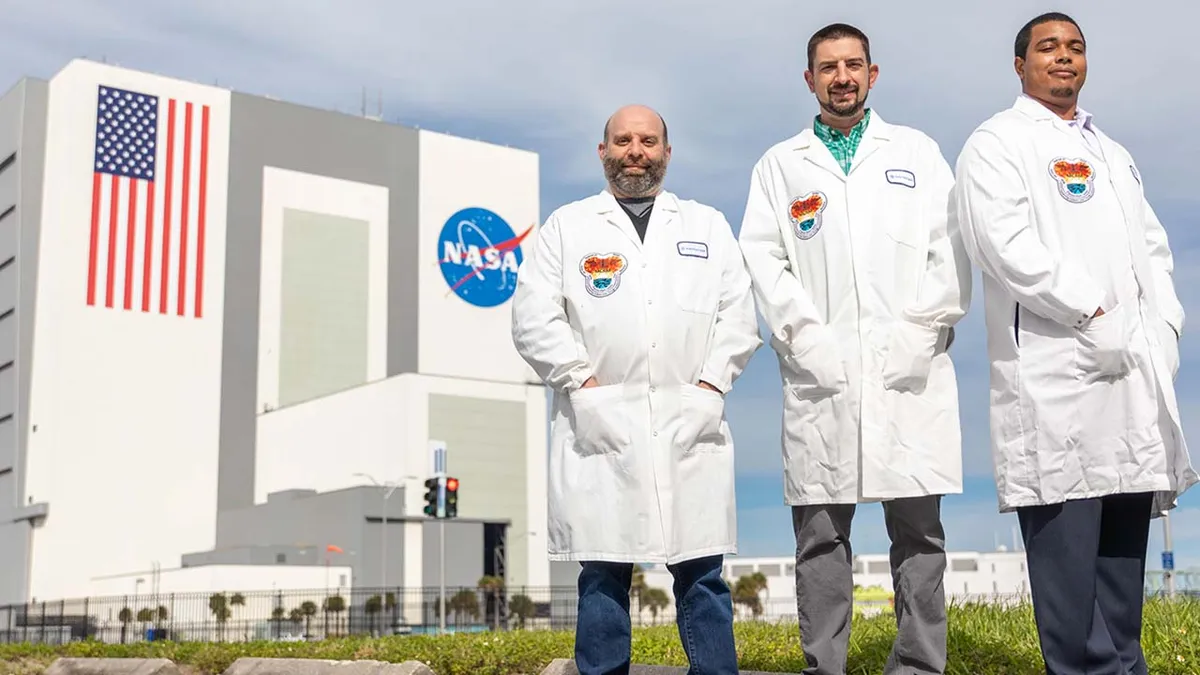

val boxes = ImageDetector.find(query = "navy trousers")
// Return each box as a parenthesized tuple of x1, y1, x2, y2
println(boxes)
(1017, 491, 1154, 675)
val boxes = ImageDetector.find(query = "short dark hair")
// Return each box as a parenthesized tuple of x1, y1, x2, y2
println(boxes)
(1014, 12, 1085, 59)
(602, 113, 669, 144)
(806, 23, 871, 71)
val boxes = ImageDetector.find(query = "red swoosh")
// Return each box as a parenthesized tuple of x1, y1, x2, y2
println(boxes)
(446, 223, 536, 295)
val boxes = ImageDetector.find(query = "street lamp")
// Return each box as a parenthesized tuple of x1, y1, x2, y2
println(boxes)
(354, 472, 418, 591)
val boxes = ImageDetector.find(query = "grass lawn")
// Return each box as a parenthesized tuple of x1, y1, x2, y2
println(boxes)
(0, 599, 1195, 674)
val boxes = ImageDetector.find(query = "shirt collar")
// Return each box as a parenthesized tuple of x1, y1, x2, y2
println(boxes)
(813, 108, 871, 142)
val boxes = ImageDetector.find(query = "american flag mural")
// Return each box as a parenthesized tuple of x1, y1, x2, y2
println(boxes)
(87, 84, 211, 318)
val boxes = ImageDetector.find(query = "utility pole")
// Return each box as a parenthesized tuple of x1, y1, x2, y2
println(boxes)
(1162, 510, 1176, 599)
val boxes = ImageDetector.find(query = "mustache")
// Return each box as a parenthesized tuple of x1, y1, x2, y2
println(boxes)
(829, 84, 858, 93)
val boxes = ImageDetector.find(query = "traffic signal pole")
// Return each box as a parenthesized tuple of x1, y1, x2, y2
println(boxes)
(421, 469, 458, 634)
(439, 519, 446, 634)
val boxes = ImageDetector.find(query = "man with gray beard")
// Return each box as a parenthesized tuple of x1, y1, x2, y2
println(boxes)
(512, 104, 761, 675)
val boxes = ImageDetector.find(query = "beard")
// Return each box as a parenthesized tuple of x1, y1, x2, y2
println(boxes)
(821, 83, 868, 117)
(604, 154, 666, 198)
(1049, 86, 1076, 98)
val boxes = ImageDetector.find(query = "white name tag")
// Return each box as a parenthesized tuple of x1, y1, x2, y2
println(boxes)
(885, 169, 916, 188)
(677, 241, 708, 259)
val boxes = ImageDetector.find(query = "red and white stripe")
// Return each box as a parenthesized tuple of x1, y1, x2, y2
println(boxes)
(86, 98, 211, 318)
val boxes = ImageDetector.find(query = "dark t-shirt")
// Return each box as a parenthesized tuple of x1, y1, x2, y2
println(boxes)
(617, 196, 655, 242)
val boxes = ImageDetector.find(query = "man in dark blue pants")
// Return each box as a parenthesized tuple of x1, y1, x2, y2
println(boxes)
(575, 557, 737, 675)
(954, 10, 1199, 675)
(1019, 493, 1154, 674)
(510, 102, 761, 675)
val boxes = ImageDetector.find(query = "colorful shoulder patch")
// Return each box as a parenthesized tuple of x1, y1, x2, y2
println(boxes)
(1048, 157, 1095, 203)
(789, 191, 827, 241)
(579, 253, 628, 298)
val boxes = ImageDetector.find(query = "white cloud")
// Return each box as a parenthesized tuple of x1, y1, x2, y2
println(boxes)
(3, 0, 1198, 211)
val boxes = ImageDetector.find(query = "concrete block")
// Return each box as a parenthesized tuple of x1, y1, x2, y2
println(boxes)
(539, 659, 578, 675)
(220, 658, 434, 675)
(45, 659, 183, 675)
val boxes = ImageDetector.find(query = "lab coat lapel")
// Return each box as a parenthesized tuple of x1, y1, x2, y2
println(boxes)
(847, 112, 891, 176)
(793, 130, 847, 182)
(598, 190, 647, 251)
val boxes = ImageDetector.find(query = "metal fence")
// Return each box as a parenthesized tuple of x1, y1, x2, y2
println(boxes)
(0, 585, 582, 645)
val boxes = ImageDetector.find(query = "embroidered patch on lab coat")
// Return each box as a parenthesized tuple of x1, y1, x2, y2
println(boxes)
(885, 169, 916, 188)
(1048, 157, 1096, 203)
(579, 252, 628, 298)
(789, 191, 827, 241)
(676, 241, 708, 259)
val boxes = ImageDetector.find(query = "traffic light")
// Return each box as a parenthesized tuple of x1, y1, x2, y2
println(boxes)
(423, 477, 440, 517)
(444, 477, 459, 518)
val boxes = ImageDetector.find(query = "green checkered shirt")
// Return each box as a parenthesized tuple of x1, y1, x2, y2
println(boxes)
(813, 109, 871, 174)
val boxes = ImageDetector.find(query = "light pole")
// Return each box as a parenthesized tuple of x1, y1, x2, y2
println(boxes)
(354, 472, 418, 591)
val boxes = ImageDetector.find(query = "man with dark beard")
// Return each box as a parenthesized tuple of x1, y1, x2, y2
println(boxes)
(738, 23, 971, 675)
(511, 104, 761, 675)
(954, 12, 1196, 674)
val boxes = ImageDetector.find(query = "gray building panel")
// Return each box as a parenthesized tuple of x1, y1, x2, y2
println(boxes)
(219, 93, 420, 512)
(427, 394, 528, 585)
(0, 77, 48, 604)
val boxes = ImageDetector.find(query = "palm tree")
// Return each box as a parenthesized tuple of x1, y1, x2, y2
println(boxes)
(509, 595, 536, 629)
(630, 565, 648, 622)
(299, 601, 318, 636)
(643, 588, 670, 624)
(364, 595, 383, 635)
(229, 593, 246, 640)
(208, 593, 232, 641)
(477, 575, 505, 627)
(323, 595, 346, 636)
(117, 607, 133, 644)
(731, 574, 768, 619)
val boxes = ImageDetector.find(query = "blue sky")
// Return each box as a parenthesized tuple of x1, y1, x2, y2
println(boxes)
(3, 0, 1198, 574)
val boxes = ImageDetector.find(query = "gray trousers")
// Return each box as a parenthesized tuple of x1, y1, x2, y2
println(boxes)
(791, 496, 947, 675)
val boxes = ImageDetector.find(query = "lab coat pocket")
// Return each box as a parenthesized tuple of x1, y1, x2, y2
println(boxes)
(677, 385, 727, 454)
(781, 326, 847, 398)
(1075, 304, 1132, 382)
(881, 321, 940, 394)
(569, 384, 632, 457)
(1157, 320, 1180, 381)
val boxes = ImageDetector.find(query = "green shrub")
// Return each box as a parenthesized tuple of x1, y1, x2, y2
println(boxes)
(0, 598, 1195, 675)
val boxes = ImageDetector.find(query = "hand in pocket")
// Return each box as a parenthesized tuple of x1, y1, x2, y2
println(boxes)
(1076, 304, 1132, 382)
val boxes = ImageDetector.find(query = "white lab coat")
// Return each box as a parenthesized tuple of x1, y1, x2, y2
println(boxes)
(738, 111, 971, 505)
(511, 190, 761, 563)
(954, 95, 1199, 514)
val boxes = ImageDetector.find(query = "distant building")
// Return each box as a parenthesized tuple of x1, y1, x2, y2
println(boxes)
(637, 550, 1032, 622)
(0, 59, 550, 609)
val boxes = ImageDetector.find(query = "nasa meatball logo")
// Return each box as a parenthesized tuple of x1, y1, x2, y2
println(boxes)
(437, 207, 534, 308)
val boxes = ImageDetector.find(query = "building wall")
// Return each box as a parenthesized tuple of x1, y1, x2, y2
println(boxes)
(220, 91, 419, 513)
(427, 393, 528, 585)
(0, 78, 48, 605)
(416, 130, 540, 386)
(23, 60, 233, 601)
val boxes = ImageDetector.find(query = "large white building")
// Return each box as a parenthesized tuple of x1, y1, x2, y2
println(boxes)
(0, 59, 554, 609)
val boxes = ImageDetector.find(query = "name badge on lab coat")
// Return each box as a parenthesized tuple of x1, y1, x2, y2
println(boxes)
(677, 241, 709, 259)
(885, 169, 916, 188)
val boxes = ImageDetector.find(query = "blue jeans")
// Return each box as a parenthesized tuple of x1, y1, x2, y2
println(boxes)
(574, 555, 738, 675)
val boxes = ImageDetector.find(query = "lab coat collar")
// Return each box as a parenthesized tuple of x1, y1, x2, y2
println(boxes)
(791, 109, 893, 179)
(595, 188, 678, 250)
(1012, 94, 1095, 127)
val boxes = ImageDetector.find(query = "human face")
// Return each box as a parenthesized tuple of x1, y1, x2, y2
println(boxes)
(1017, 20, 1087, 114)
(598, 106, 670, 198)
(805, 37, 878, 120)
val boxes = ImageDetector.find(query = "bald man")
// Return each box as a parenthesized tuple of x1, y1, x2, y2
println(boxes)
(512, 105, 761, 675)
